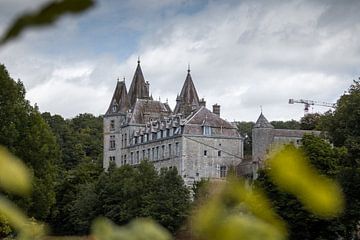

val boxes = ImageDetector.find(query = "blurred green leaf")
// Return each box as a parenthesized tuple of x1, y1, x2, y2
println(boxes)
(92, 217, 172, 240)
(0, 0, 95, 45)
(0, 146, 31, 195)
(192, 179, 287, 240)
(0, 197, 46, 240)
(267, 145, 344, 218)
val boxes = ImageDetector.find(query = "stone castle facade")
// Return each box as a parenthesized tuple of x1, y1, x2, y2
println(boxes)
(103, 61, 243, 185)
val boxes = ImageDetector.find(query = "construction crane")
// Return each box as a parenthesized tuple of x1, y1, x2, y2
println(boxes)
(288, 98, 336, 114)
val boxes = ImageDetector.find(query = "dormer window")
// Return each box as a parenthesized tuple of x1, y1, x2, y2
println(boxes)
(203, 126, 211, 136)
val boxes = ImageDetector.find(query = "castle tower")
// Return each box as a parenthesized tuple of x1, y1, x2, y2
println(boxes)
(103, 79, 130, 169)
(252, 112, 274, 164)
(173, 67, 200, 117)
(128, 60, 150, 107)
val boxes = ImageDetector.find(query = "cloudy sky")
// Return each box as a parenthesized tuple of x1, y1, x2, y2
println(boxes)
(0, 0, 359, 121)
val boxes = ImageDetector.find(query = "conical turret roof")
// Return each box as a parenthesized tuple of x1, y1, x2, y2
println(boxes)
(106, 80, 130, 115)
(128, 60, 150, 107)
(254, 113, 274, 128)
(174, 69, 200, 116)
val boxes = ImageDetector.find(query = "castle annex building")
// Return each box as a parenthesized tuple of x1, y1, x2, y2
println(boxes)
(103, 61, 244, 185)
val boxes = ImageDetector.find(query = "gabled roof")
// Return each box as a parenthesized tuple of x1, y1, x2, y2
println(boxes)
(186, 107, 234, 129)
(254, 113, 274, 128)
(129, 99, 172, 124)
(173, 69, 200, 116)
(105, 80, 130, 115)
(128, 60, 150, 107)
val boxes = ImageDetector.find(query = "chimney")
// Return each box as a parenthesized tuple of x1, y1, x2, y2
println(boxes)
(199, 98, 206, 107)
(213, 104, 220, 116)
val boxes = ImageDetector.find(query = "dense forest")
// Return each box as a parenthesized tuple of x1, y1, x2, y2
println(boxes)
(1, 63, 360, 239)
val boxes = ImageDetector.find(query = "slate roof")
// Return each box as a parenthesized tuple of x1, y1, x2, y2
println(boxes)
(183, 107, 240, 137)
(105, 80, 130, 115)
(128, 99, 172, 124)
(254, 113, 274, 128)
(128, 61, 150, 107)
(174, 69, 200, 117)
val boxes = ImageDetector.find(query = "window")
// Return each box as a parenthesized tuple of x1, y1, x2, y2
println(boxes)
(168, 144, 172, 157)
(110, 120, 115, 131)
(148, 148, 151, 159)
(142, 150, 146, 160)
(157, 131, 161, 139)
(136, 151, 139, 163)
(203, 126, 211, 135)
(175, 142, 180, 156)
(152, 148, 155, 160)
(162, 145, 165, 158)
(131, 152, 134, 165)
(218, 150, 221, 157)
(124, 154, 127, 164)
(161, 130, 164, 138)
(124, 134, 127, 146)
(134, 136, 138, 144)
(109, 135, 116, 150)
(112, 105, 117, 112)
(109, 156, 115, 162)
(121, 134, 124, 147)
(166, 129, 170, 137)
(220, 166, 227, 178)
(152, 132, 157, 140)
(156, 146, 159, 160)
(204, 150, 207, 156)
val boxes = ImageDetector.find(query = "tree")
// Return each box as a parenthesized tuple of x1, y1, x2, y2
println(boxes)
(153, 168, 190, 233)
(256, 135, 347, 239)
(236, 121, 254, 157)
(323, 80, 360, 166)
(0, 64, 60, 221)
(300, 113, 322, 130)
(270, 120, 300, 130)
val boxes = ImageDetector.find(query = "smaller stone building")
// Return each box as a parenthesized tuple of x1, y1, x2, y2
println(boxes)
(252, 112, 321, 165)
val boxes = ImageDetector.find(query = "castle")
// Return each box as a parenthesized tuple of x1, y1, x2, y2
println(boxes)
(103, 60, 244, 185)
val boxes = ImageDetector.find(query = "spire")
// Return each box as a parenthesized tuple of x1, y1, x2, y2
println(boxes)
(128, 60, 150, 107)
(173, 67, 200, 116)
(105, 79, 130, 115)
(254, 112, 274, 129)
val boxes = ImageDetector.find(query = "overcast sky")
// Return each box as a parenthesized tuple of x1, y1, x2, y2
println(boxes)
(0, 0, 359, 121)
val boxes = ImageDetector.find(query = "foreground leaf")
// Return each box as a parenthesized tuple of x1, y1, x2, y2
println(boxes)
(267, 145, 344, 218)
(0, 196, 46, 240)
(92, 217, 172, 240)
(0, 0, 95, 45)
(0, 146, 31, 195)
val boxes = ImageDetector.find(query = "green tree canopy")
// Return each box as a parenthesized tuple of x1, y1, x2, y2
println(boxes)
(0, 64, 60, 220)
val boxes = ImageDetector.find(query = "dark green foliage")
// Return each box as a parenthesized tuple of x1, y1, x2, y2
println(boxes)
(257, 79, 360, 239)
(0, 64, 60, 220)
(98, 162, 190, 234)
(192, 178, 210, 202)
(154, 168, 190, 233)
(323, 80, 360, 165)
(0, 0, 95, 45)
(236, 121, 254, 157)
(42, 112, 103, 169)
(256, 135, 346, 239)
(300, 113, 322, 130)
(270, 120, 300, 130)
(42, 112, 104, 235)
